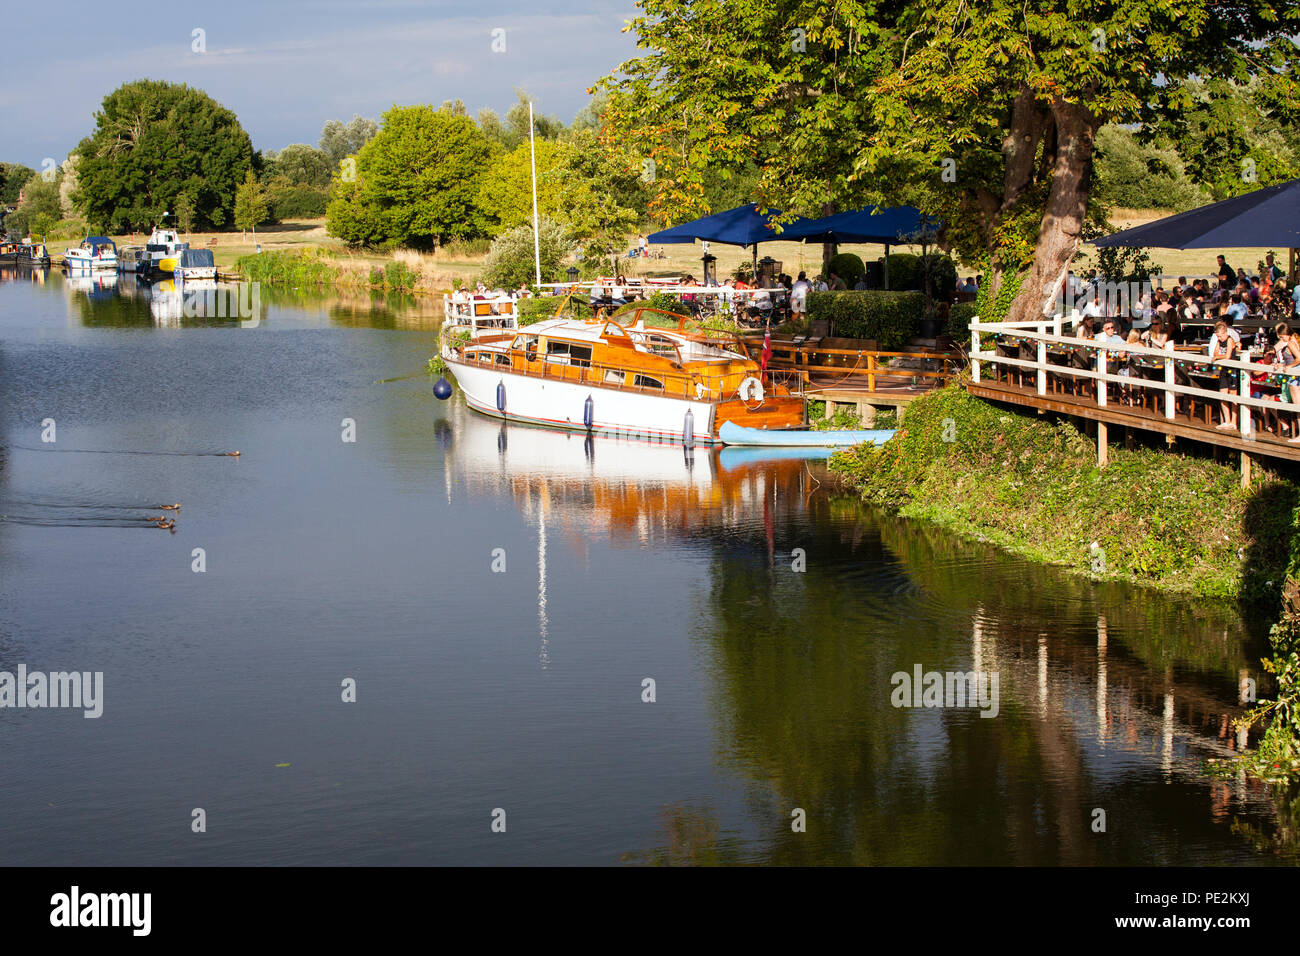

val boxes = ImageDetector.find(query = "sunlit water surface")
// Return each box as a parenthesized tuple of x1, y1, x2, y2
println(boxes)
(0, 268, 1290, 865)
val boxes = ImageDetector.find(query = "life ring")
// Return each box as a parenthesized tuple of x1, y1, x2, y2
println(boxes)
(738, 376, 764, 403)
(695, 380, 709, 400)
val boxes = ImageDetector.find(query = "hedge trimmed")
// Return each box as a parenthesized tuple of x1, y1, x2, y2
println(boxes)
(948, 302, 978, 342)
(808, 290, 925, 349)
(828, 252, 866, 288)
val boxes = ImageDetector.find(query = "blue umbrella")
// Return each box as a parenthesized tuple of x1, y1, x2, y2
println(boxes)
(780, 206, 941, 244)
(1092, 179, 1300, 249)
(647, 203, 792, 248)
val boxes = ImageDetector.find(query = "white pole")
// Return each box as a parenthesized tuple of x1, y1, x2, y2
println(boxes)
(529, 101, 542, 288)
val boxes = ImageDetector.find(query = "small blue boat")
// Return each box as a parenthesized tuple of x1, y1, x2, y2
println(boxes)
(718, 421, 896, 447)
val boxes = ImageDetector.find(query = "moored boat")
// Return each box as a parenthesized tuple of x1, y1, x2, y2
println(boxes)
(64, 236, 117, 272)
(118, 245, 147, 273)
(440, 305, 806, 444)
(173, 248, 216, 281)
(141, 224, 188, 276)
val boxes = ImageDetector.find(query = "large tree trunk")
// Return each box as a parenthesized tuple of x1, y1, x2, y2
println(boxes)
(1006, 98, 1098, 325)
(974, 86, 1050, 311)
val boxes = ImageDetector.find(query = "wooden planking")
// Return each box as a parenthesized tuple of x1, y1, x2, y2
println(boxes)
(966, 380, 1300, 463)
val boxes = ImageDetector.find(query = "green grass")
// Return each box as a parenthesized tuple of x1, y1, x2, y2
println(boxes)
(829, 381, 1297, 601)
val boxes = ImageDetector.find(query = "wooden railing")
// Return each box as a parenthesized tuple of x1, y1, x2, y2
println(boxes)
(741, 336, 958, 391)
(967, 315, 1297, 442)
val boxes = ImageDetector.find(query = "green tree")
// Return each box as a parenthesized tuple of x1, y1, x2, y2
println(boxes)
(233, 171, 268, 240)
(0, 163, 36, 205)
(319, 115, 378, 165)
(500, 91, 564, 151)
(551, 128, 645, 268)
(325, 104, 493, 249)
(1093, 125, 1208, 212)
(73, 80, 256, 231)
(601, 0, 1300, 326)
(480, 217, 570, 289)
(477, 139, 566, 235)
(1155, 78, 1299, 201)
(6, 177, 62, 238)
(173, 191, 196, 235)
(265, 144, 332, 187)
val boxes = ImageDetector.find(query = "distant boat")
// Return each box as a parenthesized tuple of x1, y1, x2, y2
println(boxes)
(20, 241, 50, 267)
(118, 245, 147, 273)
(174, 248, 216, 281)
(717, 420, 895, 447)
(64, 236, 117, 272)
(141, 225, 188, 276)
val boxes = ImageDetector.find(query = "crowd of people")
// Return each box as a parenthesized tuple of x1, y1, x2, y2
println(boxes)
(1053, 253, 1300, 439)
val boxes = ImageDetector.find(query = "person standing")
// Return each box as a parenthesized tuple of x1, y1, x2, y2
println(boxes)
(791, 271, 811, 323)
(1216, 255, 1235, 289)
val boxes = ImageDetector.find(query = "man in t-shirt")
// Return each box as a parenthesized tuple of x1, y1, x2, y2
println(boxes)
(1266, 252, 1284, 283)
(1216, 255, 1235, 288)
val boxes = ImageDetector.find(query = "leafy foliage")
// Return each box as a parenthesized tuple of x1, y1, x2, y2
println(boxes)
(828, 252, 865, 287)
(325, 104, 493, 249)
(830, 384, 1286, 598)
(74, 80, 256, 231)
(808, 291, 924, 348)
(319, 115, 378, 166)
(0, 163, 35, 205)
(479, 218, 570, 289)
(1093, 124, 1208, 211)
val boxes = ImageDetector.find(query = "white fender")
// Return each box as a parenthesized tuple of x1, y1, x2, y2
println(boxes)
(738, 376, 765, 402)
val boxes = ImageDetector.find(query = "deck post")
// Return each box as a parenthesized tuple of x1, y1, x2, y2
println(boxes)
(1037, 325, 1047, 396)
(970, 327, 981, 383)
(867, 353, 876, 392)
(1239, 371, 1252, 440)
(1096, 350, 1107, 407)
(1097, 422, 1109, 467)
(1241, 451, 1253, 489)
(1164, 358, 1175, 419)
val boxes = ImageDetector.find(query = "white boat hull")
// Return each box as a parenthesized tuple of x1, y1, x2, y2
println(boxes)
(66, 255, 117, 273)
(447, 356, 719, 443)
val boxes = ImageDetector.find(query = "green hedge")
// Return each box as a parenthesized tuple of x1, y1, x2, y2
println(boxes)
(807, 290, 925, 348)
(270, 185, 328, 220)
(949, 302, 978, 342)
(828, 252, 865, 288)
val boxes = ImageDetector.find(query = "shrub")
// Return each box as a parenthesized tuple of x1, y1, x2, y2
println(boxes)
(646, 290, 686, 314)
(480, 217, 569, 289)
(882, 252, 919, 290)
(807, 290, 925, 348)
(517, 296, 572, 325)
(948, 302, 979, 342)
(384, 259, 417, 293)
(829, 252, 866, 288)
(270, 185, 328, 220)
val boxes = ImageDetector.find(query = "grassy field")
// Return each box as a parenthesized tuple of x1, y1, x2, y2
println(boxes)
(79, 205, 1286, 295)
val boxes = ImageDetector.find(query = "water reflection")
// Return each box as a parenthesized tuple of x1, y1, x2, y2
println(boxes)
(1, 268, 1295, 865)
(434, 402, 1287, 864)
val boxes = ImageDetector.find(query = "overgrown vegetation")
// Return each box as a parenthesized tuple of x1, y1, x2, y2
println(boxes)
(829, 383, 1293, 600)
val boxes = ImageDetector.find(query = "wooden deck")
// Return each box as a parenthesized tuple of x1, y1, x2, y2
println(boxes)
(969, 377, 1300, 461)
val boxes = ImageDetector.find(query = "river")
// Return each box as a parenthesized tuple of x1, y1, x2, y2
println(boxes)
(0, 268, 1290, 865)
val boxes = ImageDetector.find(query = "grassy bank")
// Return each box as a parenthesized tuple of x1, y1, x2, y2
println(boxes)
(829, 382, 1296, 600)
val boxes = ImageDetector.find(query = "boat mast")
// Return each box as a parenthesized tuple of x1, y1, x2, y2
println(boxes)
(529, 101, 541, 288)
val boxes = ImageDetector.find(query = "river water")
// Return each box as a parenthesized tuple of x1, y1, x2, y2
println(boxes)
(0, 268, 1291, 865)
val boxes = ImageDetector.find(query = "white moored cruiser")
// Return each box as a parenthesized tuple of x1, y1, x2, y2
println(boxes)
(440, 304, 805, 444)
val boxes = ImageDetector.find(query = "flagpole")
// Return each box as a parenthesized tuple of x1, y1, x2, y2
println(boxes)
(529, 101, 542, 288)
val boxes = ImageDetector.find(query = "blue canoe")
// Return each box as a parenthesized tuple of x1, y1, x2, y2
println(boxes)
(718, 421, 896, 447)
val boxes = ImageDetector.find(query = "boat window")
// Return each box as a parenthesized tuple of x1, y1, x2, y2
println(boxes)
(603, 322, 629, 339)
(511, 334, 538, 352)
(494, 353, 513, 366)
(633, 374, 665, 390)
(641, 311, 681, 330)
(642, 335, 678, 358)
(545, 341, 592, 367)
(604, 370, 626, 385)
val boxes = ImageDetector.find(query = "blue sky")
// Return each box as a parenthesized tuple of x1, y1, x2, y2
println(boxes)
(0, 0, 640, 167)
